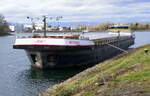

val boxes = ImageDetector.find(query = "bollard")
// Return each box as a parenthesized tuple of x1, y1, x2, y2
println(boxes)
(144, 49, 149, 55)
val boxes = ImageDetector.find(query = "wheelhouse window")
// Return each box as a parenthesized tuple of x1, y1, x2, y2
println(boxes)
(109, 26, 129, 29)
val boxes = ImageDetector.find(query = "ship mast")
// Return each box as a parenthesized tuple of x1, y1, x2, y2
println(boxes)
(43, 16, 47, 37)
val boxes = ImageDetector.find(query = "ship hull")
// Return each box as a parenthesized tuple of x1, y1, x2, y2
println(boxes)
(14, 37, 134, 69)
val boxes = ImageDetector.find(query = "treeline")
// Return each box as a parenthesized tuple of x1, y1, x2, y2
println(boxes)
(0, 14, 10, 35)
(76, 23, 150, 32)
(130, 23, 150, 31)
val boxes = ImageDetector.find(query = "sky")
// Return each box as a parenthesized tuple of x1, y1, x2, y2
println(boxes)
(0, 0, 150, 25)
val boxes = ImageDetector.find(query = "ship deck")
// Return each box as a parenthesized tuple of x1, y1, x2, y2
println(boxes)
(15, 32, 133, 40)
(13, 32, 134, 50)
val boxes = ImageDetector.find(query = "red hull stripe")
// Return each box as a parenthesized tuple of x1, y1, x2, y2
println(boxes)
(14, 44, 94, 47)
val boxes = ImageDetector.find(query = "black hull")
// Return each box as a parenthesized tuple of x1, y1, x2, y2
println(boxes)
(15, 37, 135, 69)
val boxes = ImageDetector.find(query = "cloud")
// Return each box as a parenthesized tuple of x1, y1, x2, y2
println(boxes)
(0, 0, 150, 24)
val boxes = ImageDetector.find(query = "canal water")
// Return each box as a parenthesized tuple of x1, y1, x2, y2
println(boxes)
(0, 32, 150, 96)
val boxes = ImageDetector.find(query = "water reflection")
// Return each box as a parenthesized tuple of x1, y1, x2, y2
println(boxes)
(21, 67, 85, 81)
(16, 67, 86, 96)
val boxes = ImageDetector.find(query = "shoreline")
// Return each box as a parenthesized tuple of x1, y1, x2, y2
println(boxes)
(0, 32, 11, 36)
(40, 44, 150, 96)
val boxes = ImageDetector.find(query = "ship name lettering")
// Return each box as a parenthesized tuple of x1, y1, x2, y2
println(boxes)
(69, 41, 80, 44)
(34, 40, 45, 43)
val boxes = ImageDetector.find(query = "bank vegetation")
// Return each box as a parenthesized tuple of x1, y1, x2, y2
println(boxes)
(40, 44, 150, 96)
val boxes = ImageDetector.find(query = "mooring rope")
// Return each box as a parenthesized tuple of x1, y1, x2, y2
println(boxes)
(106, 43, 128, 53)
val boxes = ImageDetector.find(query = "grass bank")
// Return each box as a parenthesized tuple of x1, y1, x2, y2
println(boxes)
(40, 44, 150, 96)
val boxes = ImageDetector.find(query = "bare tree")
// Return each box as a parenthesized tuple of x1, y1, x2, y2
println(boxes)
(0, 14, 10, 35)
(0, 14, 5, 24)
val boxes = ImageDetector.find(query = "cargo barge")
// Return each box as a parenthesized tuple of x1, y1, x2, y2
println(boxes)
(13, 25, 135, 69)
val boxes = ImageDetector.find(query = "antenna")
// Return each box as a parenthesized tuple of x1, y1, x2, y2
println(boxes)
(26, 16, 35, 32)
(26, 16, 63, 37)
(56, 16, 63, 27)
